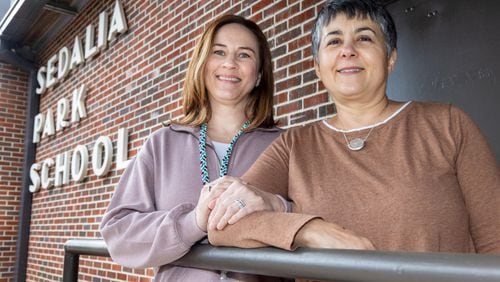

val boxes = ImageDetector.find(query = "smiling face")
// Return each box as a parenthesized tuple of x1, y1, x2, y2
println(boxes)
(204, 23, 261, 110)
(314, 13, 397, 104)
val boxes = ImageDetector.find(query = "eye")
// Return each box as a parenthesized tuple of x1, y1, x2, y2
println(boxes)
(358, 35, 373, 42)
(326, 38, 341, 46)
(213, 49, 225, 56)
(238, 52, 251, 58)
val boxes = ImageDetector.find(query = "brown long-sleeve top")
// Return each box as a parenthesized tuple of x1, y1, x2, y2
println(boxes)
(209, 101, 500, 255)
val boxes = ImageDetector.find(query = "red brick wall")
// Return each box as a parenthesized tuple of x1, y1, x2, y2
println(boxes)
(28, 0, 332, 280)
(0, 62, 28, 280)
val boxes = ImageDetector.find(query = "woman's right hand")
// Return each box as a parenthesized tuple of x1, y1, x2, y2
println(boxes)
(294, 219, 376, 250)
(195, 179, 231, 232)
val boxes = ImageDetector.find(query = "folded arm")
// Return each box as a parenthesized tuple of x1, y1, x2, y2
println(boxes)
(208, 134, 375, 251)
(100, 144, 211, 268)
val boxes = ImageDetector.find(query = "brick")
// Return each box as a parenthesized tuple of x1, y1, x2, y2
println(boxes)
(319, 103, 336, 118)
(304, 92, 329, 108)
(0, 62, 26, 280)
(288, 59, 314, 76)
(277, 50, 301, 66)
(276, 75, 301, 92)
(289, 83, 317, 100)
(276, 100, 303, 116)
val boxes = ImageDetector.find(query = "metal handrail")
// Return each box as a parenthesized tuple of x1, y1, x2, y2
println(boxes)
(63, 239, 500, 282)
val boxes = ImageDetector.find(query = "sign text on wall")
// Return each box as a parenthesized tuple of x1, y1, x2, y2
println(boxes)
(29, 0, 130, 193)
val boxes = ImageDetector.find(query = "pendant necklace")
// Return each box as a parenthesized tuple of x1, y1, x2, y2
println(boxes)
(198, 120, 251, 185)
(342, 128, 374, 151)
(338, 119, 374, 151)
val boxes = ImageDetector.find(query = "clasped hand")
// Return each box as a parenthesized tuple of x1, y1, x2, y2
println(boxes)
(195, 176, 284, 232)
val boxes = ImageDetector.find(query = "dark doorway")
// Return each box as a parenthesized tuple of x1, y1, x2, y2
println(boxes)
(386, 0, 500, 161)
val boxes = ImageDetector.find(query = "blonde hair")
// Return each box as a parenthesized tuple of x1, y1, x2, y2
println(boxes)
(177, 14, 275, 130)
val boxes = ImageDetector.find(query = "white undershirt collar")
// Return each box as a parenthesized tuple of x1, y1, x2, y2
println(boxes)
(212, 141, 230, 161)
(322, 101, 412, 133)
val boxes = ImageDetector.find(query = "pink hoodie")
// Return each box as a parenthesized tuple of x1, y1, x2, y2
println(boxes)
(100, 124, 282, 281)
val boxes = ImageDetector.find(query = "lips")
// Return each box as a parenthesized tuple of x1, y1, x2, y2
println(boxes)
(217, 75, 241, 82)
(337, 67, 364, 73)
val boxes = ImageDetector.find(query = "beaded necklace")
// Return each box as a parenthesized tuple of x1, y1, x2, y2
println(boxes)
(198, 120, 251, 185)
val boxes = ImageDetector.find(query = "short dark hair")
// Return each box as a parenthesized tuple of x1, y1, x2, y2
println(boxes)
(311, 0, 397, 61)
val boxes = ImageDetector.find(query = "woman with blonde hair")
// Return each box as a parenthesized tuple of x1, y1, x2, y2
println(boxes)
(100, 14, 287, 281)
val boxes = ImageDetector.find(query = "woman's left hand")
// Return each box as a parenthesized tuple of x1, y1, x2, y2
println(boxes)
(207, 176, 285, 231)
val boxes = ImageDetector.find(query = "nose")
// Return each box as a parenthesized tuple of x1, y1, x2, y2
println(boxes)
(340, 40, 357, 58)
(222, 55, 237, 68)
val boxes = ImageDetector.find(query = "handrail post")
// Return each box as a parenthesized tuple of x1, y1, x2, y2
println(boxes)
(62, 249, 80, 282)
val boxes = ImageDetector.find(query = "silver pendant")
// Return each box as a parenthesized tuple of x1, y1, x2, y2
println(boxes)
(347, 138, 365, 151)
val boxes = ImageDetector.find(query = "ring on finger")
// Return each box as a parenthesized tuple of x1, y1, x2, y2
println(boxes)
(205, 184, 212, 192)
(235, 199, 246, 209)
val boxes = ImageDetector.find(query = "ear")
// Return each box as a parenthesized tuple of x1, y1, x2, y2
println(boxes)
(255, 73, 262, 87)
(387, 49, 397, 73)
(314, 59, 321, 80)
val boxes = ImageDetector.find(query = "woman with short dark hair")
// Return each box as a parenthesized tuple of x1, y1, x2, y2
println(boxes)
(209, 0, 500, 256)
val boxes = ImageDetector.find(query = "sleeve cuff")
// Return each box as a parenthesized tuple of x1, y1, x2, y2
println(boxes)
(176, 207, 207, 246)
(272, 213, 319, 250)
(275, 194, 292, 213)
